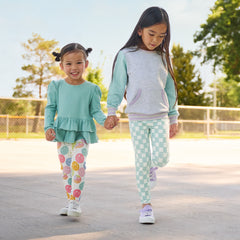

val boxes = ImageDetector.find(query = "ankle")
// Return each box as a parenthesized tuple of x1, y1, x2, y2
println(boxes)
(142, 203, 151, 208)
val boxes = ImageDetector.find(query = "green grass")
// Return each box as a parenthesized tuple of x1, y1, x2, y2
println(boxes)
(0, 132, 46, 139)
(0, 131, 240, 140)
(175, 132, 240, 139)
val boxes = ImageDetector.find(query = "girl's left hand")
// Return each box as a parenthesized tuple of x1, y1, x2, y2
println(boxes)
(170, 123, 178, 138)
(104, 116, 119, 130)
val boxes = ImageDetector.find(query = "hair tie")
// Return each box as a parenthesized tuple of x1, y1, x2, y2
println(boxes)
(52, 52, 61, 62)
(86, 48, 92, 56)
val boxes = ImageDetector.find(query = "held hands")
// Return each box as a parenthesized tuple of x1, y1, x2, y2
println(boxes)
(45, 128, 56, 141)
(170, 123, 178, 138)
(104, 116, 119, 130)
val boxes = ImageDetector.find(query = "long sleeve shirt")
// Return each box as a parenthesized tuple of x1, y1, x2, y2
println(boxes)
(44, 79, 106, 143)
(107, 47, 179, 124)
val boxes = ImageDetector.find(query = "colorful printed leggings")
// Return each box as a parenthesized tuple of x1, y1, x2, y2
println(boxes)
(57, 139, 89, 202)
(129, 119, 169, 204)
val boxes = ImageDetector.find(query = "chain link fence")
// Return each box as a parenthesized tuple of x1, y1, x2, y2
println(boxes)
(0, 97, 240, 139)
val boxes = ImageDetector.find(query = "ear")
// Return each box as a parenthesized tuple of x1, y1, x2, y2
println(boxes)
(85, 60, 89, 68)
(137, 28, 142, 37)
(59, 62, 64, 71)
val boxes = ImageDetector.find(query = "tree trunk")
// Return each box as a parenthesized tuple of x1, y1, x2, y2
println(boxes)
(31, 101, 42, 133)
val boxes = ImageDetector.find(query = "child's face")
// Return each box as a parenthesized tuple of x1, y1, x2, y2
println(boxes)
(60, 51, 88, 83)
(138, 23, 167, 51)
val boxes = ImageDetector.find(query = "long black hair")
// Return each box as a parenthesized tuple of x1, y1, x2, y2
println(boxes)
(112, 7, 177, 99)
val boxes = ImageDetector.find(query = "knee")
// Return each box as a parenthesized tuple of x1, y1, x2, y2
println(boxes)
(152, 154, 169, 167)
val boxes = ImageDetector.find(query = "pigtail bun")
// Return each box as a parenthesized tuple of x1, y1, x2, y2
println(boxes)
(52, 52, 61, 62)
(86, 48, 92, 56)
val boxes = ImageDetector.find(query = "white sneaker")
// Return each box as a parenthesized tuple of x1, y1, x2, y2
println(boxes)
(139, 205, 155, 224)
(67, 200, 82, 217)
(59, 201, 69, 216)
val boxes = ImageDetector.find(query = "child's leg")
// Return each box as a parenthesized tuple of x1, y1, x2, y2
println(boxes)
(70, 139, 89, 202)
(129, 121, 152, 204)
(150, 118, 169, 168)
(57, 142, 73, 200)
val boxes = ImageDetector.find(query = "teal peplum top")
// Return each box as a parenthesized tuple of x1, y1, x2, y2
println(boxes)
(44, 79, 106, 144)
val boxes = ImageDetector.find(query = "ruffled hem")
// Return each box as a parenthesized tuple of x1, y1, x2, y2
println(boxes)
(53, 129, 98, 144)
(54, 116, 96, 132)
(51, 116, 98, 144)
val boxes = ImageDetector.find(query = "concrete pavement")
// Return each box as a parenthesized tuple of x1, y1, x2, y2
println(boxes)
(0, 139, 240, 240)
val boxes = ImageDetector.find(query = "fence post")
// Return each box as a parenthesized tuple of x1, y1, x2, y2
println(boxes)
(119, 120, 122, 133)
(26, 116, 29, 134)
(6, 115, 9, 138)
(206, 108, 210, 139)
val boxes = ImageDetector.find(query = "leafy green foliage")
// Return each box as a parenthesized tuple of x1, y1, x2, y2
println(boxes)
(194, 0, 240, 81)
(13, 33, 62, 99)
(171, 44, 209, 106)
(210, 78, 240, 107)
(85, 65, 108, 101)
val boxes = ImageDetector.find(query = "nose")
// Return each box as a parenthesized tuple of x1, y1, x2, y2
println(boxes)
(152, 36, 158, 44)
(71, 63, 78, 69)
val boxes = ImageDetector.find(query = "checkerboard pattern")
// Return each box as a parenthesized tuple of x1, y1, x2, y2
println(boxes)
(129, 119, 169, 203)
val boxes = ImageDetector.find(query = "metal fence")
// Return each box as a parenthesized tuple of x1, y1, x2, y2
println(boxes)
(0, 97, 240, 139)
(177, 106, 240, 137)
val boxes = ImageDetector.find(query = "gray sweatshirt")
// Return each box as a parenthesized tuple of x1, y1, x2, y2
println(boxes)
(107, 47, 178, 124)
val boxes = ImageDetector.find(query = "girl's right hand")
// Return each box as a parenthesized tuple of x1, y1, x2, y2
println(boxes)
(45, 128, 56, 141)
(104, 116, 119, 130)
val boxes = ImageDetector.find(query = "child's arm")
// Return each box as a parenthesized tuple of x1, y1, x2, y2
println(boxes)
(165, 73, 179, 125)
(44, 81, 57, 140)
(165, 73, 179, 138)
(90, 85, 107, 126)
(107, 51, 128, 117)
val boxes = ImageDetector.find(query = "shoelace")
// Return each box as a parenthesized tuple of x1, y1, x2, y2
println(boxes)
(144, 209, 152, 216)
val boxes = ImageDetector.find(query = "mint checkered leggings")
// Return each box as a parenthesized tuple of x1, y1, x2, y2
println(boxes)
(129, 118, 169, 204)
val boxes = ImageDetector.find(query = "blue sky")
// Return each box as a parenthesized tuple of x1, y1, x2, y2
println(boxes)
(0, 0, 216, 98)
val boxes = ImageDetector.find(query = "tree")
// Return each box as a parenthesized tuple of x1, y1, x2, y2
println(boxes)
(13, 33, 61, 132)
(171, 44, 208, 106)
(85, 65, 108, 101)
(13, 33, 61, 98)
(84, 65, 108, 113)
(210, 78, 240, 107)
(193, 0, 240, 82)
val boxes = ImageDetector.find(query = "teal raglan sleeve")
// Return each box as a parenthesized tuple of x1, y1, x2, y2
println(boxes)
(165, 73, 179, 124)
(90, 85, 107, 126)
(107, 51, 128, 115)
(44, 81, 57, 132)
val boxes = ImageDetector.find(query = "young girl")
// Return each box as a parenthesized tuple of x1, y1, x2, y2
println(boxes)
(105, 7, 179, 224)
(44, 43, 110, 217)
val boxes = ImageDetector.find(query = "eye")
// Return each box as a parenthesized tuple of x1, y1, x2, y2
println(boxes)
(149, 33, 154, 37)
(77, 61, 83, 64)
(159, 33, 167, 38)
(66, 63, 71, 65)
